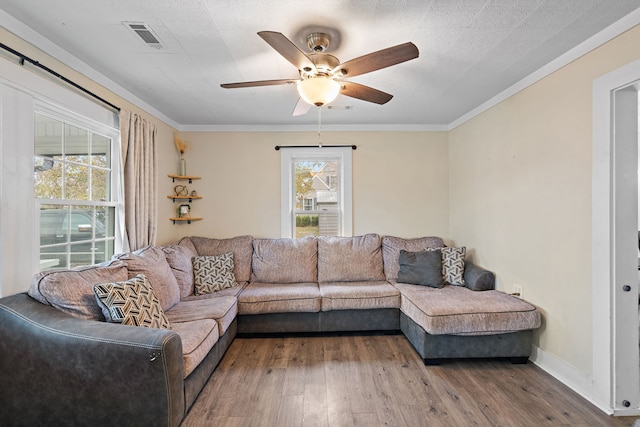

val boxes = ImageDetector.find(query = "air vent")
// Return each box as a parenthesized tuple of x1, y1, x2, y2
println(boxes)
(124, 22, 163, 49)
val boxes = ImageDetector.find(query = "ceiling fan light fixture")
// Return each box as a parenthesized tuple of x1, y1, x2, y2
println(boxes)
(297, 77, 340, 107)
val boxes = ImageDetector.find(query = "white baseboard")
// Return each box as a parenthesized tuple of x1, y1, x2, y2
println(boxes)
(529, 345, 613, 416)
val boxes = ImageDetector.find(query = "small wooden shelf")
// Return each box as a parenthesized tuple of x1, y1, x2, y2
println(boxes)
(168, 174, 202, 224)
(168, 174, 201, 184)
(167, 195, 203, 202)
(169, 217, 203, 224)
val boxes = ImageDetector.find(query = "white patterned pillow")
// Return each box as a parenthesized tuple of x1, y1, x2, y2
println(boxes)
(192, 253, 237, 295)
(440, 247, 466, 286)
(93, 274, 171, 329)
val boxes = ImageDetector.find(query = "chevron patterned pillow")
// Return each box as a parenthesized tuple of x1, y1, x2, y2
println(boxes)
(192, 253, 237, 295)
(93, 274, 170, 329)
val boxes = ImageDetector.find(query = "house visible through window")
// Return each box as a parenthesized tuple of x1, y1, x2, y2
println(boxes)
(34, 112, 117, 270)
(280, 147, 352, 238)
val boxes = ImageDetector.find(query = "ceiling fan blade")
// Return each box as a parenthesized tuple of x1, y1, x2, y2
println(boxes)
(292, 98, 312, 116)
(340, 81, 393, 105)
(221, 78, 298, 89)
(258, 31, 317, 73)
(336, 42, 419, 78)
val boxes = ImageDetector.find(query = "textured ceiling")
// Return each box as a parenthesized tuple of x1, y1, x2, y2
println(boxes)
(1, 0, 639, 129)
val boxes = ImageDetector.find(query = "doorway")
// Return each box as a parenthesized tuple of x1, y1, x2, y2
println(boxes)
(593, 59, 640, 415)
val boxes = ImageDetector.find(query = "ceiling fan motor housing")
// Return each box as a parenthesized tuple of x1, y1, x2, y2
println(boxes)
(306, 32, 331, 52)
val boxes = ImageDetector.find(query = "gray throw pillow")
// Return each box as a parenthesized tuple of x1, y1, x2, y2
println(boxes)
(397, 249, 444, 288)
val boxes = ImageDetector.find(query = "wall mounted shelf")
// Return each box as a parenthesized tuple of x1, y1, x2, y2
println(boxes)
(167, 195, 203, 203)
(168, 174, 202, 224)
(169, 217, 203, 224)
(168, 174, 201, 184)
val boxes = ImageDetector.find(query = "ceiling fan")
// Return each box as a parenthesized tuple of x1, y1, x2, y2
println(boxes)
(220, 31, 419, 116)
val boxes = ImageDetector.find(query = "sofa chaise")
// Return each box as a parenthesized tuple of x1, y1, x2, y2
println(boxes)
(0, 234, 541, 426)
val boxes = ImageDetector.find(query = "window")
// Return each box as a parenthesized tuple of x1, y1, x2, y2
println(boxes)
(34, 112, 118, 270)
(303, 198, 316, 211)
(280, 147, 352, 238)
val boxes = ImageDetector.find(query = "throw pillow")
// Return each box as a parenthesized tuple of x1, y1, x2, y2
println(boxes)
(162, 242, 198, 299)
(440, 246, 466, 286)
(192, 253, 237, 295)
(381, 235, 445, 280)
(397, 249, 444, 288)
(93, 274, 171, 329)
(113, 245, 181, 311)
(189, 235, 254, 282)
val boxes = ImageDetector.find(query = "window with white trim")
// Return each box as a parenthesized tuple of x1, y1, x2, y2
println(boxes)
(280, 147, 352, 238)
(34, 111, 119, 270)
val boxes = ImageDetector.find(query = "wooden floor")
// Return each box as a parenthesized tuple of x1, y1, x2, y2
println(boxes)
(182, 333, 639, 427)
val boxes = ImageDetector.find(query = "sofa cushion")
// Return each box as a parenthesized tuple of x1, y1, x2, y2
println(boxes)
(166, 296, 237, 335)
(28, 260, 128, 321)
(190, 235, 253, 282)
(395, 283, 541, 335)
(251, 236, 317, 283)
(162, 239, 198, 299)
(114, 246, 181, 311)
(317, 234, 385, 282)
(238, 282, 321, 314)
(170, 319, 219, 378)
(319, 280, 400, 311)
(382, 235, 445, 281)
(192, 253, 237, 295)
(93, 274, 171, 330)
(397, 249, 444, 288)
(182, 282, 248, 300)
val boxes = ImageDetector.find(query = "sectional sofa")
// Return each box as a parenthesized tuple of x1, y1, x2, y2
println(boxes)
(0, 234, 541, 427)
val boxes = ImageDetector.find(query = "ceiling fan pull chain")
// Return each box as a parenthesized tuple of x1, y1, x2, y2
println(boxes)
(317, 106, 323, 148)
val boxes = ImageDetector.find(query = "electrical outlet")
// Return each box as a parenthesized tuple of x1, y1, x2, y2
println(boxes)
(512, 284, 523, 299)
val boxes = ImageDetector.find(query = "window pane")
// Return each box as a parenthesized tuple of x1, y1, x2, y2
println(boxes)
(64, 162, 90, 200)
(92, 239, 113, 265)
(96, 206, 114, 238)
(295, 213, 319, 238)
(64, 123, 89, 164)
(91, 134, 111, 168)
(34, 159, 63, 199)
(35, 113, 63, 157)
(293, 159, 340, 237)
(91, 168, 110, 201)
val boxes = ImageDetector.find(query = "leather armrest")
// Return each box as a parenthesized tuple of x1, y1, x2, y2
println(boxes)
(463, 262, 496, 291)
(0, 293, 185, 427)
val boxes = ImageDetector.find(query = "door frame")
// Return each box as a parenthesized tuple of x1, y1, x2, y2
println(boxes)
(592, 58, 640, 415)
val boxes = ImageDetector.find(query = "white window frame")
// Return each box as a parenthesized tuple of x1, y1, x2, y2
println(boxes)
(34, 102, 122, 270)
(280, 147, 352, 238)
(0, 56, 121, 296)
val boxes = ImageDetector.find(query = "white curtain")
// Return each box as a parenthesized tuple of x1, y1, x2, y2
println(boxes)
(119, 110, 157, 251)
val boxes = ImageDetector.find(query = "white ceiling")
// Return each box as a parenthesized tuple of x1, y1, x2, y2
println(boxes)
(1, 0, 640, 130)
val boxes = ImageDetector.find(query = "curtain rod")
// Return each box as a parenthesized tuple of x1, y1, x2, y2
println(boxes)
(0, 42, 121, 112)
(275, 145, 357, 150)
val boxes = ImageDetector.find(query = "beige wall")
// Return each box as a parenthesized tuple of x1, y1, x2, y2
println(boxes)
(156, 131, 450, 244)
(449, 25, 640, 375)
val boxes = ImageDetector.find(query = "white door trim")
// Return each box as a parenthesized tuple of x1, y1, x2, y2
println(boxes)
(592, 58, 640, 415)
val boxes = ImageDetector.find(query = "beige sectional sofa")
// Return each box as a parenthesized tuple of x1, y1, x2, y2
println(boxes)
(0, 234, 541, 427)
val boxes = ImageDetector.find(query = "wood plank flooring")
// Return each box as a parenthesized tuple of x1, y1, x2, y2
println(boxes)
(182, 333, 639, 427)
